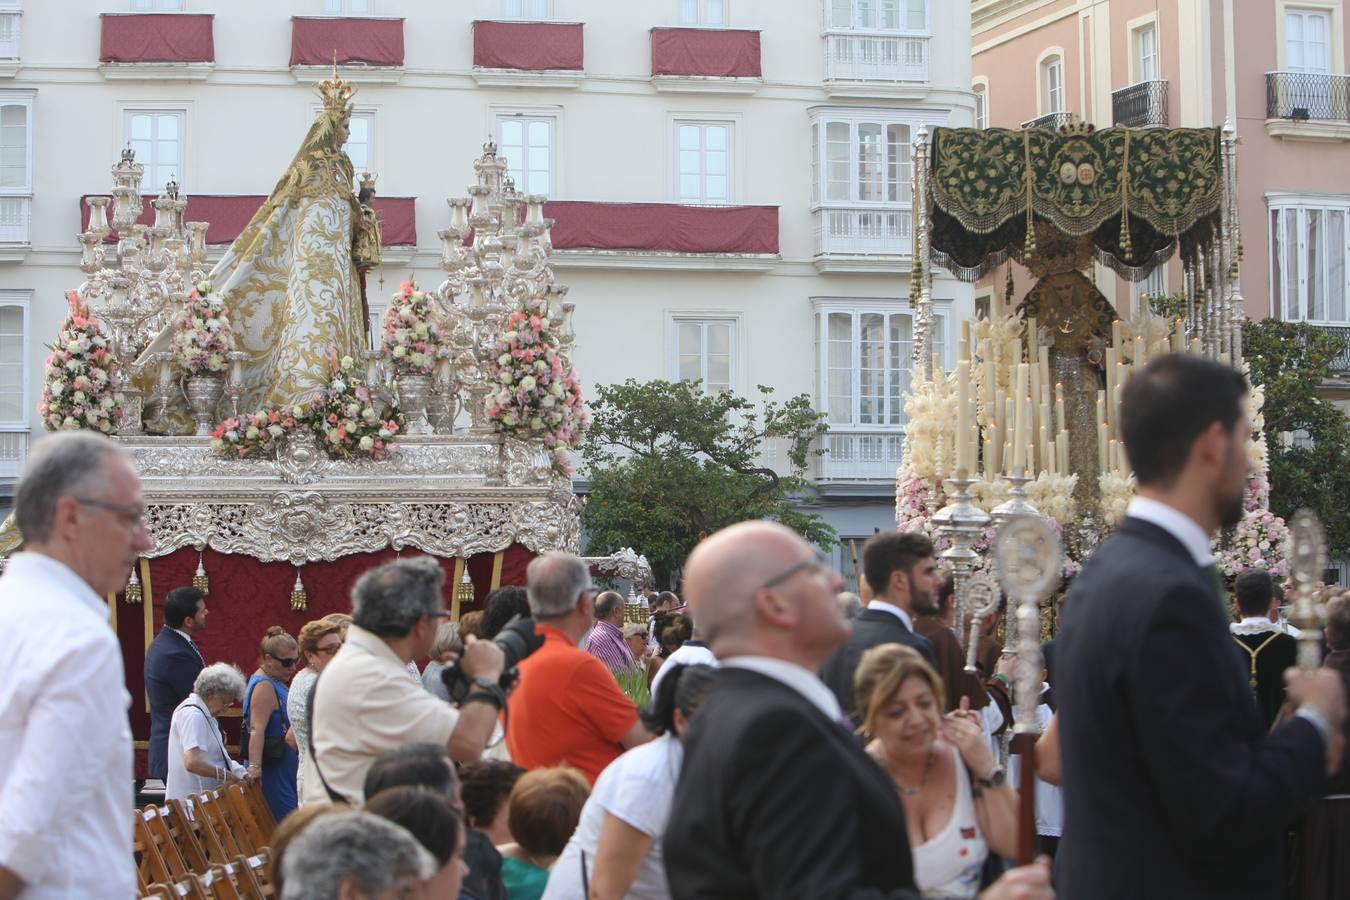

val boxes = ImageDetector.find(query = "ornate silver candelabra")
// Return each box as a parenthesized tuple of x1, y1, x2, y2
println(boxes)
(931, 467, 992, 649)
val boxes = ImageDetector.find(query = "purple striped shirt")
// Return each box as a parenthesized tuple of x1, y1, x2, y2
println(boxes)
(587, 619, 636, 673)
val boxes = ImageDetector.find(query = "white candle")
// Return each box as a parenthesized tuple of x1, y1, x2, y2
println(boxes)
(955, 361, 971, 474)
(1112, 319, 1123, 349)
(982, 358, 996, 427)
(1134, 335, 1146, 369)
(1028, 317, 1039, 363)
(1054, 383, 1065, 431)
(1039, 425, 1050, 474)
(960, 320, 972, 363)
(1098, 422, 1109, 471)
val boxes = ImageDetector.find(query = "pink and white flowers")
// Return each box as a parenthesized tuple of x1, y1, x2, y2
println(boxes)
(1216, 509, 1291, 580)
(174, 279, 234, 377)
(381, 281, 446, 374)
(485, 295, 589, 474)
(38, 291, 122, 434)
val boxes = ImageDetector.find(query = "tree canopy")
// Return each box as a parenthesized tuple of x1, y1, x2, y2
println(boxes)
(580, 379, 835, 587)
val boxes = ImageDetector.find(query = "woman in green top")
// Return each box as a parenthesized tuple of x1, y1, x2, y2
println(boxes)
(498, 767, 591, 900)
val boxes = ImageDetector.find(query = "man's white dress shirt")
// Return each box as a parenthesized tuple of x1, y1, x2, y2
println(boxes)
(0, 552, 135, 898)
(1126, 496, 1214, 566)
(867, 599, 917, 632)
(724, 656, 845, 722)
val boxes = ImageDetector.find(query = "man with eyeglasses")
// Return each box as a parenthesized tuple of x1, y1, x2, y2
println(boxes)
(664, 520, 1054, 900)
(0, 431, 153, 899)
(306, 556, 507, 806)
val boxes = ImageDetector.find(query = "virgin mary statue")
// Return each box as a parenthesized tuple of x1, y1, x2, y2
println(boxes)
(142, 71, 379, 411)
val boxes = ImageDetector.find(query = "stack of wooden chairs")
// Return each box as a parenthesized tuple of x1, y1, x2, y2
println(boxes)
(135, 781, 278, 899)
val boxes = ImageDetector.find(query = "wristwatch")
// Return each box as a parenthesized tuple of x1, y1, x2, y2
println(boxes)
(976, 766, 1006, 789)
(463, 677, 506, 710)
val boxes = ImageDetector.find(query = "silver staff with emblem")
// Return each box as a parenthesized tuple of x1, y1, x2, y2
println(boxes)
(1288, 509, 1328, 670)
(962, 570, 1001, 675)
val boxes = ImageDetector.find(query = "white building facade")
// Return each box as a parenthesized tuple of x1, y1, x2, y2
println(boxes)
(0, 0, 975, 571)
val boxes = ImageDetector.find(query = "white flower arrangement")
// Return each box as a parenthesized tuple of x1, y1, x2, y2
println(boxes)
(173, 280, 234, 377)
(1026, 472, 1078, 527)
(38, 291, 122, 433)
(1098, 472, 1136, 529)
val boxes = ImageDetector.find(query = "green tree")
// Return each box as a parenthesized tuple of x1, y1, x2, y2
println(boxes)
(1243, 319, 1350, 556)
(580, 379, 835, 586)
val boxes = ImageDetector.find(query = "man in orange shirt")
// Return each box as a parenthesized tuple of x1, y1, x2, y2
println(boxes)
(505, 553, 653, 783)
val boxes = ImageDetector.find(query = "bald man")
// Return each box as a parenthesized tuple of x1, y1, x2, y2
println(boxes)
(662, 521, 1053, 900)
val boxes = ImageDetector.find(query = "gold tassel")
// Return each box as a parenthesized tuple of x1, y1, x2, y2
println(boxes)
(125, 564, 143, 605)
(1119, 130, 1133, 258)
(193, 552, 209, 595)
(290, 568, 308, 612)
(1022, 130, 1036, 261)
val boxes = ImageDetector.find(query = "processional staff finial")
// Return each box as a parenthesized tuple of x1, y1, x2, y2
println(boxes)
(1288, 509, 1328, 670)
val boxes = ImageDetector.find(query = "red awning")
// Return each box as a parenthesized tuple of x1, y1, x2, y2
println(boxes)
(544, 201, 778, 254)
(290, 17, 405, 67)
(79, 194, 418, 246)
(651, 28, 761, 78)
(473, 21, 583, 71)
(99, 13, 215, 63)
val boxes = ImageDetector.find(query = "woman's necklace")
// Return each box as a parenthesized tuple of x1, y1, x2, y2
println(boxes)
(893, 747, 936, 797)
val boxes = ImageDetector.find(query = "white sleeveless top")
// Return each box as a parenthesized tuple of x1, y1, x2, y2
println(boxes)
(912, 745, 988, 898)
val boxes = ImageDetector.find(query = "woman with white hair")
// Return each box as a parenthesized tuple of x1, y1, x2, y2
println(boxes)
(165, 662, 254, 800)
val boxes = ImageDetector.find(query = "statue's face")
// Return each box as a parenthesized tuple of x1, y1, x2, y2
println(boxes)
(336, 113, 351, 147)
(1053, 280, 1077, 303)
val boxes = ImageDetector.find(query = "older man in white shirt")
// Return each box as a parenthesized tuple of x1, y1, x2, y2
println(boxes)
(0, 432, 153, 899)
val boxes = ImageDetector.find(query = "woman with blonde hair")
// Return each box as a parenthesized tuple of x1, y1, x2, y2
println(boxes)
(855, 643, 1018, 898)
(244, 625, 301, 821)
(289, 613, 351, 802)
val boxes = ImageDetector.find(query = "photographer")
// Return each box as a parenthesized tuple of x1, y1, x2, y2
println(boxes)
(305, 556, 507, 806)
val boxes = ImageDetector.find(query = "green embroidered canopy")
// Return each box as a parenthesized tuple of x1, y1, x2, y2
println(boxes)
(926, 126, 1224, 282)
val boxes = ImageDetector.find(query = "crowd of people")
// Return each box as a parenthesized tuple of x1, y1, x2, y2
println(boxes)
(1, 354, 1349, 899)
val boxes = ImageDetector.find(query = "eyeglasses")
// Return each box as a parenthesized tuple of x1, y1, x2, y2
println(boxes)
(760, 549, 832, 590)
(314, 641, 343, 657)
(428, 610, 453, 620)
(72, 496, 147, 530)
(268, 653, 298, 668)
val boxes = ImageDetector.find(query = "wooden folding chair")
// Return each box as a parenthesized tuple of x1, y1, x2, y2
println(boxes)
(156, 799, 212, 874)
(238, 780, 277, 842)
(142, 884, 175, 899)
(223, 782, 267, 853)
(133, 809, 176, 888)
(190, 790, 246, 865)
(173, 873, 211, 900)
(210, 786, 260, 856)
(140, 805, 193, 883)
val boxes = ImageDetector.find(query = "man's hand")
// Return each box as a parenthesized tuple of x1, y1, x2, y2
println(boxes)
(979, 856, 1054, 900)
(995, 651, 1018, 680)
(1285, 667, 1347, 775)
(460, 634, 506, 684)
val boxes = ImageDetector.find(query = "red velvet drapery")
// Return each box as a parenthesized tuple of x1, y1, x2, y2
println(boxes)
(651, 28, 762, 78)
(473, 21, 584, 71)
(118, 543, 536, 777)
(544, 200, 779, 254)
(99, 14, 215, 63)
(290, 17, 405, 67)
(79, 195, 418, 247)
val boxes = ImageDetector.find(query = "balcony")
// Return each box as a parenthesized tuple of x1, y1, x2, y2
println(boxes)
(99, 13, 214, 80)
(1321, 325, 1350, 375)
(823, 32, 928, 95)
(290, 17, 405, 83)
(1266, 71, 1350, 141)
(815, 430, 906, 482)
(813, 205, 912, 271)
(650, 27, 762, 93)
(0, 430, 26, 481)
(0, 196, 28, 245)
(543, 200, 779, 269)
(473, 20, 583, 87)
(1112, 80, 1169, 127)
(1021, 111, 1074, 130)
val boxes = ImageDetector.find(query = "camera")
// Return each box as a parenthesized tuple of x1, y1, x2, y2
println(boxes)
(441, 614, 544, 704)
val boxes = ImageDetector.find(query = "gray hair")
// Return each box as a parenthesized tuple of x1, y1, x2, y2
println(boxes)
(526, 552, 591, 619)
(352, 556, 446, 638)
(193, 662, 246, 702)
(279, 810, 434, 900)
(594, 590, 624, 620)
(622, 622, 648, 640)
(431, 620, 463, 658)
(14, 432, 131, 545)
(837, 591, 863, 619)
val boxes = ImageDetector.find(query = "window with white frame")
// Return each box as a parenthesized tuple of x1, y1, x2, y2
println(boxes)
(1270, 197, 1350, 325)
(503, 0, 550, 19)
(813, 117, 912, 204)
(124, 109, 185, 193)
(1133, 23, 1158, 83)
(675, 121, 731, 205)
(0, 93, 31, 244)
(828, 0, 926, 31)
(673, 318, 734, 394)
(973, 83, 988, 129)
(1041, 55, 1064, 114)
(497, 115, 555, 196)
(321, 0, 370, 13)
(133, 0, 183, 9)
(1140, 265, 1167, 305)
(0, 4, 21, 61)
(679, 0, 726, 26)
(343, 111, 374, 177)
(1286, 8, 1331, 74)
(817, 305, 944, 429)
(0, 294, 27, 480)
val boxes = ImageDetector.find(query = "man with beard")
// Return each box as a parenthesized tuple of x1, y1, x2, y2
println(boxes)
(1055, 354, 1345, 899)
(821, 531, 939, 723)
(913, 575, 1010, 721)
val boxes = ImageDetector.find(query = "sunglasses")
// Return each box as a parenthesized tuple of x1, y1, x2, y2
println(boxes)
(268, 653, 298, 668)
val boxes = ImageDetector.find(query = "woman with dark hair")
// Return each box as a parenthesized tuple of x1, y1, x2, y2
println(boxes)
(543, 664, 718, 900)
(481, 585, 532, 639)
(243, 625, 300, 821)
(366, 785, 469, 898)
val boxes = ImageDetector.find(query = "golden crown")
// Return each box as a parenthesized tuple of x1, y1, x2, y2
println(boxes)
(317, 56, 357, 112)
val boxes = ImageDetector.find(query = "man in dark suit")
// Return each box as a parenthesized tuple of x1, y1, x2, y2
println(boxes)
(1230, 569, 1299, 730)
(1055, 354, 1345, 899)
(664, 520, 1053, 900)
(821, 531, 939, 721)
(144, 586, 207, 781)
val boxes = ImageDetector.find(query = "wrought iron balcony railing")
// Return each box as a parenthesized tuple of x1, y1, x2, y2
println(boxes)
(1266, 71, 1350, 122)
(1320, 325, 1350, 374)
(1112, 79, 1169, 127)
(1021, 111, 1074, 130)
(815, 429, 907, 481)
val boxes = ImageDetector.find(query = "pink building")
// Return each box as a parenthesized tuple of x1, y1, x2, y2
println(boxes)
(971, 0, 1350, 386)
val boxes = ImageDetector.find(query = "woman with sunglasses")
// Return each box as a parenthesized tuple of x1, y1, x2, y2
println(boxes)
(289, 613, 351, 804)
(243, 625, 301, 821)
